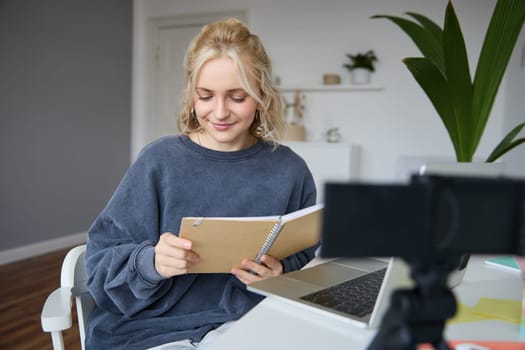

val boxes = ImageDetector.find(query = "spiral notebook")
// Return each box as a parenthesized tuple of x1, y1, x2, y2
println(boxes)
(179, 204, 323, 273)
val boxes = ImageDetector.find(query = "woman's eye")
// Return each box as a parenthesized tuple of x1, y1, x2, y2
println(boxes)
(230, 95, 247, 103)
(198, 95, 213, 101)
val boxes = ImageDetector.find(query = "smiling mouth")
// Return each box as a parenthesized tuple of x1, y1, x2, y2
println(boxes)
(212, 122, 234, 131)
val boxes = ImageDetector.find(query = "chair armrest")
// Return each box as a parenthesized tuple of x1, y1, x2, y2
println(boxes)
(41, 287, 73, 332)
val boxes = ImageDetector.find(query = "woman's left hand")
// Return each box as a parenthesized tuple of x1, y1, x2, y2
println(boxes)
(231, 255, 283, 285)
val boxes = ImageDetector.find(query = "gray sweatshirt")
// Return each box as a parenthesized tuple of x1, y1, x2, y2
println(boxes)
(86, 135, 317, 349)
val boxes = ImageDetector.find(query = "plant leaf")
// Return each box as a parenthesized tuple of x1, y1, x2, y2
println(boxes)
(443, 1, 474, 158)
(472, 0, 525, 152)
(372, 15, 446, 76)
(486, 122, 525, 162)
(486, 138, 525, 163)
(405, 12, 443, 44)
(403, 57, 466, 161)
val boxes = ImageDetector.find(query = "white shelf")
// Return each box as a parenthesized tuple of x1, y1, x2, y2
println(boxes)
(278, 84, 384, 92)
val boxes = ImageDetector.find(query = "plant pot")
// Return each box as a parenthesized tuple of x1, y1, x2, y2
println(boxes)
(351, 68, 371, 85)
(419, 162, 505, 178)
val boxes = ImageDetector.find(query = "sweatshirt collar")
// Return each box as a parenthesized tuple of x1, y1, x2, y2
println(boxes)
(178, 135, 268, 161)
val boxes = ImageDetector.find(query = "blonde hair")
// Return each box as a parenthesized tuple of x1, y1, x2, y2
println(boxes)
(177, 18, 284, 145)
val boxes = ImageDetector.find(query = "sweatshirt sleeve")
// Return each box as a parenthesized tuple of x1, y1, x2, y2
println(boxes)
(86, 148, 185, 317)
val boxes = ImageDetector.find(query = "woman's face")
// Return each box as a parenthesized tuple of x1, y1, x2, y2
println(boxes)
(192, 56, 258, 151)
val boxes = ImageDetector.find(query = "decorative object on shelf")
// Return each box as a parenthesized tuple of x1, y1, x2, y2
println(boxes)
(326, 128, 342, 143)
(283, 124, 306, 141)
(282, 90, 306, 141)
(373, 0, 525, 163)
(343, 50, 378, 85)
(322, 74, 341, 85)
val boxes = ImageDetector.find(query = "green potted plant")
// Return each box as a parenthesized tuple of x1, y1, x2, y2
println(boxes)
(343, 50, 378, 84)
(372, 0, 525, 163)
(372, 0, 525, 292)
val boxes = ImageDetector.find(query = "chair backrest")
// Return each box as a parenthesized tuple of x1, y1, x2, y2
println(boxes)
(42, 244, 94, 350)
(61, 244, 93, 349)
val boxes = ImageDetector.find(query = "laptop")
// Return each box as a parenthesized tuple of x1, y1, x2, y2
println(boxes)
(248, 256, 413, 328)
(249, 172, 523, 333)
(248, 179, 424, 328)
(248, 179, 426, 328)
(248, 171, 491, 328)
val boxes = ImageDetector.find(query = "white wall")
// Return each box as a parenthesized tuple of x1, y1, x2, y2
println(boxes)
(133, 0, 523, 181)
(0, 0, 131, 254)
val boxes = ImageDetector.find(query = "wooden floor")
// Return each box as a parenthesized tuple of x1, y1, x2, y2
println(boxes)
(0, 247, 81, 350)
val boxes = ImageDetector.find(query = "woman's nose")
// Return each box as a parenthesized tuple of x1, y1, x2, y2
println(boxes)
(213, 99, 229, 119)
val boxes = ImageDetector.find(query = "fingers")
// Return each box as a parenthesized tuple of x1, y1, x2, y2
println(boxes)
(260, 255, 283, 275)
(155, 232, 200, 278)
(160, 231, 192, 250)
(231, 255, 283, 285)
(231, 267, 260, 285)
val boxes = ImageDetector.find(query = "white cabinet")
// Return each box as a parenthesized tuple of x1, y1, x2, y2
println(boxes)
(284, 142, 360, 203)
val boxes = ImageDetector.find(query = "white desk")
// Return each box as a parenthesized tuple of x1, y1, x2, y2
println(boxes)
(208, 256, 525, 349)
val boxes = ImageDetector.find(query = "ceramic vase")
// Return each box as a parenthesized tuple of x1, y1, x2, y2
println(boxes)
(351, 68, 371, 85)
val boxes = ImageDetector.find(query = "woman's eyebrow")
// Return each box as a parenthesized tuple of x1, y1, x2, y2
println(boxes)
(195, 87, 246, 93)
(227, 88, 246, 93)
(195, 87, 212, 93)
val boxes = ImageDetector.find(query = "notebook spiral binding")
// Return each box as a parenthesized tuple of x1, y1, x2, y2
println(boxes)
(254, 220, 283, 263)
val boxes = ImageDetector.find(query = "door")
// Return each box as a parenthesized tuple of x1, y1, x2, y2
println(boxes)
(152, 25, 200, 143)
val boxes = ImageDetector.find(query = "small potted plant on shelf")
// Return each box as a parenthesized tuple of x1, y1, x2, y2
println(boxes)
(343, 50, 378, 84)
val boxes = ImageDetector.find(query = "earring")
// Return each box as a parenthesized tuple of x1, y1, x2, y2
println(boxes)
(191, 108, 197, 122)
(254, 110, 265, 137)
(192, 108, 204, 133)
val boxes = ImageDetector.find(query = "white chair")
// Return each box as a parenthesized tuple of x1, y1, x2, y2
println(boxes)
(41, 244, 94, 350)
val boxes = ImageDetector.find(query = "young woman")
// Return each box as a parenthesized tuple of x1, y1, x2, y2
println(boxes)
(86, 18, 317, 350)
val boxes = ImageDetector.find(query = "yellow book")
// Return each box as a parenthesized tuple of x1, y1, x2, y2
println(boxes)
(179, 204, 323, 273)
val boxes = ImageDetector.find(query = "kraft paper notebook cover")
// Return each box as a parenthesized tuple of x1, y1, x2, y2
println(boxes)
(179, 204, 323, 273)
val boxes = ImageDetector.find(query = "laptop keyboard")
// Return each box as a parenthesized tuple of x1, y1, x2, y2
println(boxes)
(299, 268, 387, 318)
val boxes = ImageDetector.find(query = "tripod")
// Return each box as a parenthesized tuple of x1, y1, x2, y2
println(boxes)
(367, 256, 461, 350)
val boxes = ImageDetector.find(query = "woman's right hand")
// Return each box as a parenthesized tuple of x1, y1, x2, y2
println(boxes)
(154, 232, 200, 278)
